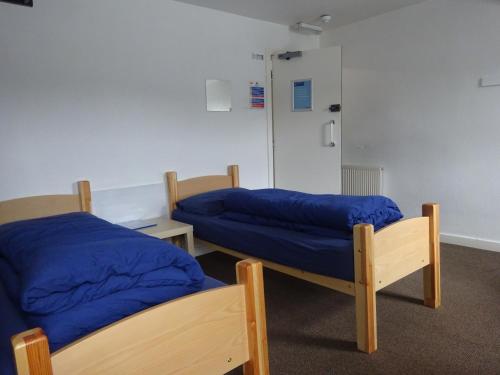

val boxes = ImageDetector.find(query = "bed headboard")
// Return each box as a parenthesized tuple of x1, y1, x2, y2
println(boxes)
(166, 165, 239, 214)
(0, 181, 92, 225)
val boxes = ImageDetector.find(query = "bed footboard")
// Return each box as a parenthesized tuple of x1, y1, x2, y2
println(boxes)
(12, 260, 269, 375)
(354, 203, 441, 353)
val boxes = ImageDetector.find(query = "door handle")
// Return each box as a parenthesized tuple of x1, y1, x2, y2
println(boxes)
(329, 120, 336, 147)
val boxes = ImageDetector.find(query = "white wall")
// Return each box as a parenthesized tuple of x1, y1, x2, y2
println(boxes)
(0, 0, 317, 222)
(321, 0, 500, 251)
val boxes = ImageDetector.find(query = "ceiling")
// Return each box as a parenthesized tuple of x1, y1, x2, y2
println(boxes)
(173, 0, 427, 30)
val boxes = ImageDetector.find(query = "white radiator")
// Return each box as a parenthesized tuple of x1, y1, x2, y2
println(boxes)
(342, 165, 384, 196)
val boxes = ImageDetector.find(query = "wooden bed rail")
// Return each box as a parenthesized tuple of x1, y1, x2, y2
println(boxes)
(11, 329, 53, 375)
(166, 165, 239, 214)
(11, 260, 269, 375)
(77, 181, 92, 213)
(237, 259, 269, 375)
(422, 203, 441, 309)
(0, 181, 91, 225)
(353, 203, 441, 353)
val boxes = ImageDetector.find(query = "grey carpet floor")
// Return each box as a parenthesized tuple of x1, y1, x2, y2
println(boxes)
(196, 244, 500, 375)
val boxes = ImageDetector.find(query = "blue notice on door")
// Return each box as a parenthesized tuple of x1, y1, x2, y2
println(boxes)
(292, 79, 312, 111)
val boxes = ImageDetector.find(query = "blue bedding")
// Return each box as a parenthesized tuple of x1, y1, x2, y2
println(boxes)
(220, 211, 353, 240)
(0, 213, 204, 314)
(177, 187, 247, 216)
(224, 189, 403, 231)
(0, 276, 224, 375)
(0, 282, 28, 375)
(172, 188, 403, 283)
(0, 212, 207, 351)
(172, 210, 355, 281)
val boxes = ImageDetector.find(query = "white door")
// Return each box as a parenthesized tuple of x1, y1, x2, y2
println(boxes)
(272, 46, 342, 194)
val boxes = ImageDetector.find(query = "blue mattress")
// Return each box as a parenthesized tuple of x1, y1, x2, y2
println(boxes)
(0, 276, 224, 375)
(0, 212, 210, 351)
(172, 210, 355, 282)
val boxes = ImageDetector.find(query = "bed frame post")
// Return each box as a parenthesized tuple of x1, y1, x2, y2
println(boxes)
(11, 328, 53, 375)
(228, 165, 240, 188)
(353, 224, 377, 354)
(166, 171, 178, 216)
(78, 180, 92, 213)
(422, 203, 441, 309)
(236, 259, 270, 375)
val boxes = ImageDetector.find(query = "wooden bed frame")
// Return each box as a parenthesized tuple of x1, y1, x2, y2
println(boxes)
(3, 182, 269, 375)
(166, 165, 441, 354)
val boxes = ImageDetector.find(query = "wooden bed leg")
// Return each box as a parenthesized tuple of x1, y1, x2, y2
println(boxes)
(422, 203, 441, 309)
(354, 224, 377, 354)
(236, 260, 270, 375)
(228, 165, 240, 188)
(11, 328, 53, 375)
(77, 181, 92, 213)
(166, 171, 178, 217)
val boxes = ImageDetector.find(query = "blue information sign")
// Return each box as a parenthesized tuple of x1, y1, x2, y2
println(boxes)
(292, 79, 312, 111)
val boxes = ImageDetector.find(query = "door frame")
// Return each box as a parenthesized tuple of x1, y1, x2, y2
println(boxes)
(265, 47, 343, 190)
(264, 48, 275, 188)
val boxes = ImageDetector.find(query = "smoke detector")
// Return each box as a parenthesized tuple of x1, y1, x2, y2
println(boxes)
(320, 15, 332, 23)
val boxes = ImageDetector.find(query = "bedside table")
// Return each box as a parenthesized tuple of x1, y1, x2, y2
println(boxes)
(120, 217, 194, 255)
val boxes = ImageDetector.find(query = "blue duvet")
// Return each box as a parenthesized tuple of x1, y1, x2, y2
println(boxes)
(224, 189, 403, 231)
(0, 212, 205, 350)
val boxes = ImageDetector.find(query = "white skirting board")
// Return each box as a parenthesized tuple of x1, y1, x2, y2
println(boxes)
(441, 233, 500, 253)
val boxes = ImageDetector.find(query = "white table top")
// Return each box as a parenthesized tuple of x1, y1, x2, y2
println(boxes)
(119, 217, 193, 239)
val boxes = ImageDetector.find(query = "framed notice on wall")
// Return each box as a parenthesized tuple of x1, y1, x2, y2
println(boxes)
(292, 79, 313, 112)
(250, 82, 265, 109)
